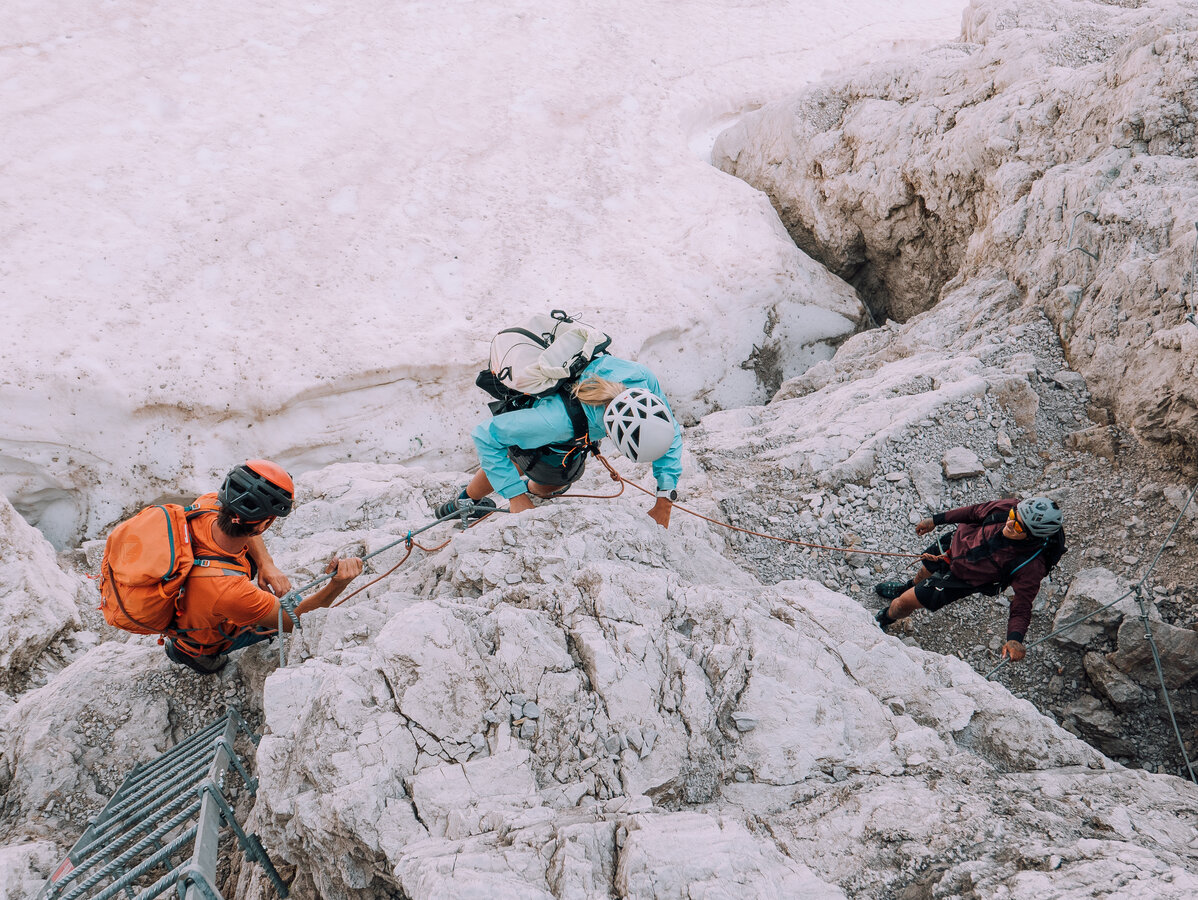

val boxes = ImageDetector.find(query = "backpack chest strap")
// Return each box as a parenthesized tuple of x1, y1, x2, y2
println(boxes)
(189, 555, 250, 578)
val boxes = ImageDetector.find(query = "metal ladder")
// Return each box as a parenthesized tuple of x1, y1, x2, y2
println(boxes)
(36, 706, 287, 900)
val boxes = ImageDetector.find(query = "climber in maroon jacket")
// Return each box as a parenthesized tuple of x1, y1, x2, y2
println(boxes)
(873, 497, 1066, 662)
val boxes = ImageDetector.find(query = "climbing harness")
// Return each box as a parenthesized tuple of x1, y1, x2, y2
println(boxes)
(984, 482, 1198, 784)
(271, 500, 504, 666)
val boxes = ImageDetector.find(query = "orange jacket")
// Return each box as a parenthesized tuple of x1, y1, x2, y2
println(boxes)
(170, 493, 278, 655)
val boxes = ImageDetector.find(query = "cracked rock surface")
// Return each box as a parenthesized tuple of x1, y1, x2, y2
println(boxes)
(1, 454, 1197, 898)
(247, 465, 1197, 898)
(714, 0, 1198, 467)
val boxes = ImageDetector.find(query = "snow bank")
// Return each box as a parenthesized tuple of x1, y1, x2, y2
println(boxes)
(0, 0, 965, 545)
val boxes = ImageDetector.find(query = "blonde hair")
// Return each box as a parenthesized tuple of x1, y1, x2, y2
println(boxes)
(572, 376, 626, 406)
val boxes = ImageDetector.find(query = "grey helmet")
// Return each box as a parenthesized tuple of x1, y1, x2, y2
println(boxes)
(1016, 497, 1062, 537)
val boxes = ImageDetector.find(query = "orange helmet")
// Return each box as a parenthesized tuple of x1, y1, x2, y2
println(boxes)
(218, 459, 295, 520)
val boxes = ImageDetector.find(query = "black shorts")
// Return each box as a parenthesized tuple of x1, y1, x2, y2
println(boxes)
(508, 446, 587, 488)
(913, 531, 979, 612)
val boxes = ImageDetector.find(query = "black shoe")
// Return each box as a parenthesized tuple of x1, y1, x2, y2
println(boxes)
(434, 495, 497, 520)
(165, 639, 228, 674)
(874, 580, 912, 601)
(875, 607, 894, 633)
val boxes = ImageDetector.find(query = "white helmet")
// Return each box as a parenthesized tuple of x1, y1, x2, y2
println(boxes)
(603, 388, 677, 463)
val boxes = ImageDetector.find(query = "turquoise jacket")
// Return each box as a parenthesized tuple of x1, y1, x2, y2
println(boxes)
(471, 356, 683, 499)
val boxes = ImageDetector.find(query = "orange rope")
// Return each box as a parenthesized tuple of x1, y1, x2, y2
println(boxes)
(579, 454, 923, 560)
(329, 524, 475, 608)
(322, 451, 919, 614)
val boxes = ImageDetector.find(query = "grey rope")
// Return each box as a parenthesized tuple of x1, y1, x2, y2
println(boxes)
(273, 501, 506, 666)
(985, 482, 1198, 784)
(1189, 222, 1198, 327)
(1133, 584, 1197, 783)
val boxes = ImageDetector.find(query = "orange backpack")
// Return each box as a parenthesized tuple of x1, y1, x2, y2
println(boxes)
(99, 500, 238, 635)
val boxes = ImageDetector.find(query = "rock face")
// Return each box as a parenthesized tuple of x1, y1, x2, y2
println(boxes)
(0, 495, 80, 691)
(714, 0, 1198, 466)
(240, 467, 1198, 899)
(0, 841, 58, 900)
(2, 462, 1198, 897)
(0, 644, 174, 844)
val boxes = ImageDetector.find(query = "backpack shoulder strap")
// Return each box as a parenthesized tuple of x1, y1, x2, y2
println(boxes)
(981, 508, 1009, 527)
(559, 387, 590, 441)
(476, 369, 537, 416)
(569, 335, 611, 377)
(1008, 543, 1046, 578)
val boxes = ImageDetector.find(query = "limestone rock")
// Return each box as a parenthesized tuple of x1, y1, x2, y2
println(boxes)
(616, 812, 844, 898)
(1059, 695, 1134, 759)
(1109, 617, 1198, 689)
(1083, 652, 1145, 714)
(0, 496, 81, 690)
(1065, 425, 1117, 460)
(713, 0, 1198, 465)
(1052, 371, 1086, 392)
(547, 821, 618, 898)
(5, 462, 1198, 899)
(406, 749, 541, 840)
(1163, 484, 1198, 521)
(1050, 568, 1138, 650)
(995, 430, 1014, 457)
(0, 644, 171, 845)
(0, 841, 58, 899)
(908, 460, 945, 509)
(989, 377, 1040, 438)
(942, 447, 984, 480)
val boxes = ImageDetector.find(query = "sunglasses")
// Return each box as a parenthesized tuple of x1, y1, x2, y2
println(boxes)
(1007, 509, 1025, 534)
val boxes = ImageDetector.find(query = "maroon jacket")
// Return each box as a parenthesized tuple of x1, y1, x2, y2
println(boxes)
(931, 499, 1049, 642)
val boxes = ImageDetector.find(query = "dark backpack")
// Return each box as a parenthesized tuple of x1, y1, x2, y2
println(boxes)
(977, 508, 1067, 587)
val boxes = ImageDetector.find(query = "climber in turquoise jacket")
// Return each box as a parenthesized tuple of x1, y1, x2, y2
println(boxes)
(438, 356, 682, 528)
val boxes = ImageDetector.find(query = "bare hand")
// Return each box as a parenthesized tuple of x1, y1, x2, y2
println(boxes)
(1001, 640, 1026, 662)
(914, 518, 935, 536)
(508, 493, 535, 514)
(257, 563, 292, 597)
(325, 556, 364, 585)
(920, 552, 947, 565)
(647, 498, 672, 529)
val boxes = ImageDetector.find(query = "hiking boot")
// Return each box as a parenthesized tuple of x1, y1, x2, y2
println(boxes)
(874, 607, 894, 633)
(434, 495, 497, 520)
(874, 580, 912, 601)
(165, 639, 228, 675)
